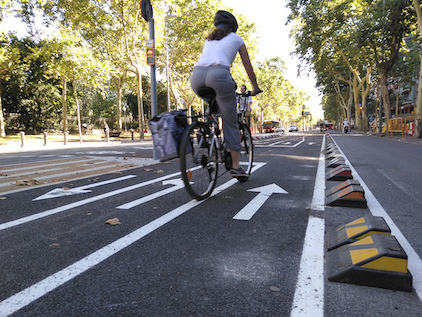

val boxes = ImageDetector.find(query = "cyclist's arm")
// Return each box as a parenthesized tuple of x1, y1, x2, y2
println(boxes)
(239, 44, 262, 96)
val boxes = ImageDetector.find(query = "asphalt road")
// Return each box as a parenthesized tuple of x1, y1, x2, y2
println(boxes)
(0, 131, 422, 316)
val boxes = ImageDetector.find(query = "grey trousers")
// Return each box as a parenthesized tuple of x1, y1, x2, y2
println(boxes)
(190, 66, 241, 151)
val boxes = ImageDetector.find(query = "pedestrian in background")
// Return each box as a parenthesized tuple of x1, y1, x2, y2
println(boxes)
(103, 120, 110, 141)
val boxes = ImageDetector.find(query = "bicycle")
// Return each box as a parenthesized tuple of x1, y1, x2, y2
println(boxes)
(179, 87, 256, 200)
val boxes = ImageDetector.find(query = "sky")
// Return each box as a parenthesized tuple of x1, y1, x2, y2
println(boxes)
(223, 0, 323, 118)
(0, 0, 323, 118)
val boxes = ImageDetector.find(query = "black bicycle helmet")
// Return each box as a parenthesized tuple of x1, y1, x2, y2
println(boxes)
(214, 10, 238, 33)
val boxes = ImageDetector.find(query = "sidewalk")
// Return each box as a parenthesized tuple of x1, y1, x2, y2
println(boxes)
(367, 131, 422, 146)
(0, 138, 154, 154)
(330, 130, 422, 146)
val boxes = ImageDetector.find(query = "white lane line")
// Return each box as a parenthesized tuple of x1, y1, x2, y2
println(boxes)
(0, 172, 182, 231)
(291, 135, 325, 317)
(117, 179, 184, 209)
(0, 163, 266, 316)
(291, 216, 325, 317)
(331, 136, 422, 302)
(311, 135, 326, 211)
(256, 137, 305, 148)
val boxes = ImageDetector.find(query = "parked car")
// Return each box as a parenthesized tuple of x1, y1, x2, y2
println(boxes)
(289, 125, 298, 132)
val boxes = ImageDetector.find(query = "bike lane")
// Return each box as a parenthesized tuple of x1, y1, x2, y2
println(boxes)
(0, 134, 322, 316)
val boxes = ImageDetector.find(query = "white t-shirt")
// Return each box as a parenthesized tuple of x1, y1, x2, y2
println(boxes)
(196, 32, 244, 67)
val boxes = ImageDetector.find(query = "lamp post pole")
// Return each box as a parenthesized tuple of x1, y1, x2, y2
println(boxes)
(141, 0, 158, 159)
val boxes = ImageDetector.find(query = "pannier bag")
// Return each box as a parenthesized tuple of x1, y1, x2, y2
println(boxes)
(149, 110, 188, 162)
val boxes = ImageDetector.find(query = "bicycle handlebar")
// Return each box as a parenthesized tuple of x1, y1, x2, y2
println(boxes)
(237, 89, 263, 97)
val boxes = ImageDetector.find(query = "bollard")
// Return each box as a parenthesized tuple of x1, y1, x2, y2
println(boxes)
(64, 132, 68, 145)
(105, 130, 110, 142)
(20, 131, 25, 147)
(131, 130, 134, 140)
(43, 132, 47, 146)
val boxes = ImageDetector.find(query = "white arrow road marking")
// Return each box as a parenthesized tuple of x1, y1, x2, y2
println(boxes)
(33, 175, 137, 201)
(233, 183, 288, 221)
(0, 162, 267, 316)
(0, 172, 182, 232)
(117, 179, 184, 209)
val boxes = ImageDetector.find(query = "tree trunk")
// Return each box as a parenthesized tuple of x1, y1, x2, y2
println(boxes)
(62, 78, 68, 133)
(379, 69, 391, 122)
(361, 73, 373, 132)
(0, 87, 5, 137)
(73, 82, 83, 143)
(116, 77, 123, 131)
(352, 75, 361, 129)
(413, 0, 422, 137)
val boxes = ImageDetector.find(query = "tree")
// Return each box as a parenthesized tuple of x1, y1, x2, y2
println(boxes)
(358, 0, 414, 123)
(287, 0, 414, 130)
(0, 32, 20, 136)
(412, 0, 422, 137)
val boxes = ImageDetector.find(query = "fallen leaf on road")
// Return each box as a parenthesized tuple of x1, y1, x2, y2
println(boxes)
(49, 243, 60, 247)
(269, 286, 280, 292)
(14, 179, 40, 186)
(144, 168, 153, 172)
(0, 173, 8, 176)
(0, 197, 7, 200)
(155, 170, 164, 174)
(106, 218, 121, 225)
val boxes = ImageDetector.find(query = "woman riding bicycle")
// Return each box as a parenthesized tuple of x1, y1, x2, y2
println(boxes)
(190, 10, 262, 179)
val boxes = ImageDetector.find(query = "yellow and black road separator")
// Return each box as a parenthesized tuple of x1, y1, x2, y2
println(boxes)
(326, 165, 353, 181)
(325, 179, 361, 197)
(326, 183, 367, 208)
(326, 151, 342, 161)
(326, 157, 346, 168)
(326, 146, 338, 155)
(326, 216, 391, 251)
(326, 233, 412, 291)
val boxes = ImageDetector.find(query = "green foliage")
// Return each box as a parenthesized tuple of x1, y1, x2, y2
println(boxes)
(1, 35, 62, 132)
(254, 57, 309, 123)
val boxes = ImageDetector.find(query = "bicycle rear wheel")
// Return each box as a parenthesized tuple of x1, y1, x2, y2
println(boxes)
(180, 121, 218, 200)
(238, 122, 253, 182)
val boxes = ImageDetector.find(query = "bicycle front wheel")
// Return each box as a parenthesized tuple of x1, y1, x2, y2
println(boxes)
(238, 122, 253, 182)
(180, 121, 218, 200)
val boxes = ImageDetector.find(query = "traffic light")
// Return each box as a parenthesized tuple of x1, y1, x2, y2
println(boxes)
(302, 110, 304, 116)
(146, 39, 155, 66)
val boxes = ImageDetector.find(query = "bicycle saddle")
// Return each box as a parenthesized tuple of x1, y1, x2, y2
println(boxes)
(196, 87, 216, 98)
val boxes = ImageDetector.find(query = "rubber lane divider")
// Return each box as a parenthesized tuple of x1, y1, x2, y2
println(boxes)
(326, 184, 367, 209)
(326, 165, 353, 181)
(326, 151, 342, 161)
(326, 216, 391, 251)
(326, 157, 346, 168)
(327, 234, 412, 292)
(325, 179, 361, 197)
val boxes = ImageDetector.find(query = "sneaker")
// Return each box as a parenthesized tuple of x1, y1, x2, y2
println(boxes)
(230, 167, 249, 178)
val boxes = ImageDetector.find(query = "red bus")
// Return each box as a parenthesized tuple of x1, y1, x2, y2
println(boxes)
(263, 120, 282, 133)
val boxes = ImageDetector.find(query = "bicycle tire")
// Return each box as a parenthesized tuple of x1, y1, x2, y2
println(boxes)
(237, 122, 253, 182)
(180, 121, 218, 200)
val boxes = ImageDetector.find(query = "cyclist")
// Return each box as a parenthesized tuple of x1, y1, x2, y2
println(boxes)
(237, 85, 252, 127)
(190, 10, 262, 178)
